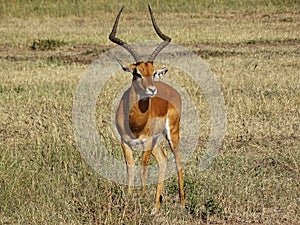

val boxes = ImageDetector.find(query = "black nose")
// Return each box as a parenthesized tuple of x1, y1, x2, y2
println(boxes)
(148, 87, 156, 93)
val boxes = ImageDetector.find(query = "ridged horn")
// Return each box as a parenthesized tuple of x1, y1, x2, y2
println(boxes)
(109, 6, 142, 63)
(148, 5, 171, 62)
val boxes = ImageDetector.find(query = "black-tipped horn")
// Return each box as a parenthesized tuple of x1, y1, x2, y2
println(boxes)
(148, 5, 171, 62)
(109, 7, 142, 63)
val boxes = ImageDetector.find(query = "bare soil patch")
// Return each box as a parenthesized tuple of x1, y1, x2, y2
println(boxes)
(1, 39, 299, 65)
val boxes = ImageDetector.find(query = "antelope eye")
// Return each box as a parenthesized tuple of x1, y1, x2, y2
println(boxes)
(153, 71, 161, 80)
(133, 69, 142, 79)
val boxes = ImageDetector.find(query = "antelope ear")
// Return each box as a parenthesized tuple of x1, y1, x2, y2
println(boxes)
(117, 60, 135, 73)
(154, 67, 168, 79)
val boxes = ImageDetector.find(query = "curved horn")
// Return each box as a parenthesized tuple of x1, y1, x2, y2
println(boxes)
(109, 7, 142, 63)
(148, 5, 171, 62)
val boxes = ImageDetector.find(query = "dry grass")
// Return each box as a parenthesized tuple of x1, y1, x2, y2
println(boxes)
(1, 1, 300, 224)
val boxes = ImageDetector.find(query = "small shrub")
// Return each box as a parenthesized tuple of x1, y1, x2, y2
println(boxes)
(201, 197, 224, 221)
(31, 39, 67, 50)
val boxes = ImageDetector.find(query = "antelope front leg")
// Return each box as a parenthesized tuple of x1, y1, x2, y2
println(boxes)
(141, 150, 151, 195)
(151, 146, 167, 213)
(121, 143, 134, 194)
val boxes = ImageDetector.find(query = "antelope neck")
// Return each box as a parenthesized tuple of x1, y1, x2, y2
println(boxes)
(129, 86, 150, 114)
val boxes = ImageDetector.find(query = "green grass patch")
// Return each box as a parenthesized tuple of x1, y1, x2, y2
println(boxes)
(243, 37, 300, 45)
(0, 0, 299, 17)
(31, 39, 67, 50)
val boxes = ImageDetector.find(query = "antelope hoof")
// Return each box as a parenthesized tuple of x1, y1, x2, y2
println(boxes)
(151, 207, 160, 215)
(127, 186, 132, 195)
(141, 187, 146, 196)
(181, 200, 186, 208)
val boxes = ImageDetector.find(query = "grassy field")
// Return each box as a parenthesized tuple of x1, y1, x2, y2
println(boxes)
(1, 0, 300, 224)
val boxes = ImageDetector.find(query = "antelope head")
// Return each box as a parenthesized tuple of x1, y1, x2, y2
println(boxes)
(109, 5, 171, 98)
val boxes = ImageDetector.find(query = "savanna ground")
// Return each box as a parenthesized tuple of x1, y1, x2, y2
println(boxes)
(0, 0, 299, 224)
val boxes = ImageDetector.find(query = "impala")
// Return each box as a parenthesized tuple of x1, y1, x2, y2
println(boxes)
(110, 5, 185, 212)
